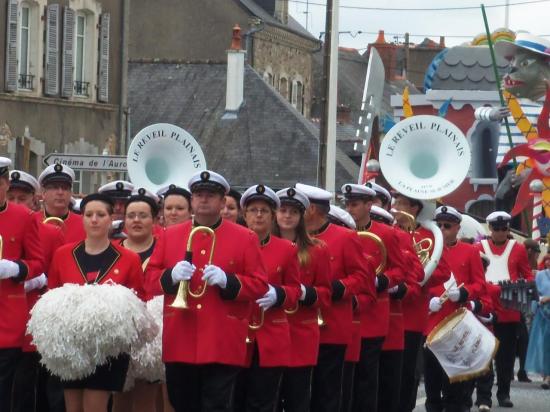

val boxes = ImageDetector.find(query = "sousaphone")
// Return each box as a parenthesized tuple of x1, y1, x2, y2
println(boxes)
(379, 115, 471, 285)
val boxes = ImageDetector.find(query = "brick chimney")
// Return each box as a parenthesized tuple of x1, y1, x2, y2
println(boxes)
(375, 30, 386, 44)
(439, 36, 446, 48)
(226, 25, 246, 113)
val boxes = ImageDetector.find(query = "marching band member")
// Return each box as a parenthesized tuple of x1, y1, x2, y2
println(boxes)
(475, 211, 533, 408)
(98, 180, 134, 221)
(113, 188, 162, 412)
(35, 164, 85, 243)
(343, 183, 408, 412)
(7, 170, 40, 210)
(425, 206, 486, 412)
(0, 158, 44, 412)
(47, 193, 144, 412)
(146, 170, 268, 412)
(275, 187, 332, 412)
(296, 183, 375, 412)
(235, 185, 301, 411)
(221, 188, 244, 225)
(8, 170, 65, 412)
(392, 193, 452, 412)
(157, 184, 192, 226)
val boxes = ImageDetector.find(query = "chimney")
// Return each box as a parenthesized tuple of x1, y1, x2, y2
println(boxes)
(337, 105, 352, 124)
(375, 30, 386, 44)
(439, 36, 446, 48)
(225, 25, 246, 113)
(275, 0, 289, 24)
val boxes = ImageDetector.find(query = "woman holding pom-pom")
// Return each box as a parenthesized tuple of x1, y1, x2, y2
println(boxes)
(47, 193, 145, 412)
(112, 188, 171, 412)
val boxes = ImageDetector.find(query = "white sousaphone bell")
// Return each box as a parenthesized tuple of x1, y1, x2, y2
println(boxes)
(379, 115, 472, 285)
(127, 123, 207, 193)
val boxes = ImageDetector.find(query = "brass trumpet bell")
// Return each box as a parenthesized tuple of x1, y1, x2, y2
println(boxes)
(171, 226, 216, 309)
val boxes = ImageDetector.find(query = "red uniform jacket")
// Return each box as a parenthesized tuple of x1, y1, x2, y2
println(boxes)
(286, 242, 332, 367)
(402, 226, 452, 333)
(356, 220, 407, 339)
(33, 210, 85, 244)
(146, 219, 268, 366)
(247, 235, 301, 367)
(426, 241, 486, 334)
(0, 202, 44, 348)
(475, 239, 533, 323)
(48, 241, 144, 299)
(312, 223, 375, 346)
(23, 222, 65, 352)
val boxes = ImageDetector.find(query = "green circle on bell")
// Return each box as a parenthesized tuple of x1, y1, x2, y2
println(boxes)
(410, 152, 438, 179)
(145, 157, 169, 185)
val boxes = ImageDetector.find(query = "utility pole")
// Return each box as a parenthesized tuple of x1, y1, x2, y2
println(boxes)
(404, 32, 410, 79)
(317, 0, 339, 192)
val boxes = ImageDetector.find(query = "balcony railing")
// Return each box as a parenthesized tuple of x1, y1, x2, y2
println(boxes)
(18, 74, 34, 90)
(74, 81, 90, 97)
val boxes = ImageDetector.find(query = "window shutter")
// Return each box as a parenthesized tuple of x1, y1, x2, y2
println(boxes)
(97, 13, 110, 102)
(45, 4, 60, 96)
(4, 0, 18, 92)
(61, 7, 75, 98)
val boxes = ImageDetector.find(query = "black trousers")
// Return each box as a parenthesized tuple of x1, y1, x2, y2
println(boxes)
(423, 347, 469, 412)
(517, 315, 529, 372)
(351, 337, 384, 412)
(234, 344, 283, 412)
(11, 352, 48, 412)
(378, 350, 403, 412)
(340, 362, 355, 412)
(279, 366, 313, 412)
(494, 322, 518, 400)
(165, 362, 241, 412)
(0, 347, 21, 412)
(311, 344, 346, 412)
(398, 331, 423, 412)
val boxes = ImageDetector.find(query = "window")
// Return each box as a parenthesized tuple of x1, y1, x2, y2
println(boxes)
(17, 6, 31, 89)
(279, 77, 288, 99)
(74, 13, 89, 96)
(291, 80, 304, 114)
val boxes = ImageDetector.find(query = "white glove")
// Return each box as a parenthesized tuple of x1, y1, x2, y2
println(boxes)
(171, 261, 196, 285)
(299, 284, 307, 301)
(429, 297, 443, 313)
(447, 287, 461, 302)
(201, 265, 227, 289)
(24, 273, 47, 292)
(0, 259, 20, 280)
(256, 285, 277, 310)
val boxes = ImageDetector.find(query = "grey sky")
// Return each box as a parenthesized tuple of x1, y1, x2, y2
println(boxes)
(288, 0, 550, 50)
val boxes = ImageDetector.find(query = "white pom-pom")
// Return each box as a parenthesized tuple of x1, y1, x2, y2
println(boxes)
(28, 282, 158, 381)
(126, 295, 165, 386)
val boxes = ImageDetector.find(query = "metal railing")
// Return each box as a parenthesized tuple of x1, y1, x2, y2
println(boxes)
(18, 74, 34, 90)
(74, 81, 90, 96)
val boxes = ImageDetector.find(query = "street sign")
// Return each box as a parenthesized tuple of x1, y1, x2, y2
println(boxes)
(43, 153, 127, 172)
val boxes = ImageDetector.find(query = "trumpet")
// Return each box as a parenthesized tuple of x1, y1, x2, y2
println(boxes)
(357, 231, 387, 275)
(248, 307, 265, 330)
(414, 237, 433, 266)
(171, 226, 216, 309)
(43, 216, 65, 227)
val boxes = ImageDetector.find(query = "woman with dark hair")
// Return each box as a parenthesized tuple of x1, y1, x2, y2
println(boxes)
(235, 184, 301, 411)
(47, 193, 144, 412)
(274, 187, 332, 412)
(157, 184, 192, 227)
(222, 188, 244, 224)
(113, 188, 170, 412)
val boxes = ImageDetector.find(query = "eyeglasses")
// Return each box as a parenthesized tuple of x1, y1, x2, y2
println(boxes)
(126, 213, 152, 221)
(436, 222, 455, 230)
(490, 226, 509, 232)
(246, 207, 271, 216)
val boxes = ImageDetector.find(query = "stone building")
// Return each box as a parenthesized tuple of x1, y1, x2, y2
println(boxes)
(129, 0, 320, 117)
(0, 0, 126, 192)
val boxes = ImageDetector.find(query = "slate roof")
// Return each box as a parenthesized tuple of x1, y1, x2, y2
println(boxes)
(238, 0, 319, 42)
(128, 62, 355, 190)
(430, 46, 510, 90)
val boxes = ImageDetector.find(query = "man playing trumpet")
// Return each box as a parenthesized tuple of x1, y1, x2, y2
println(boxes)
(146, 170, 268, 412)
